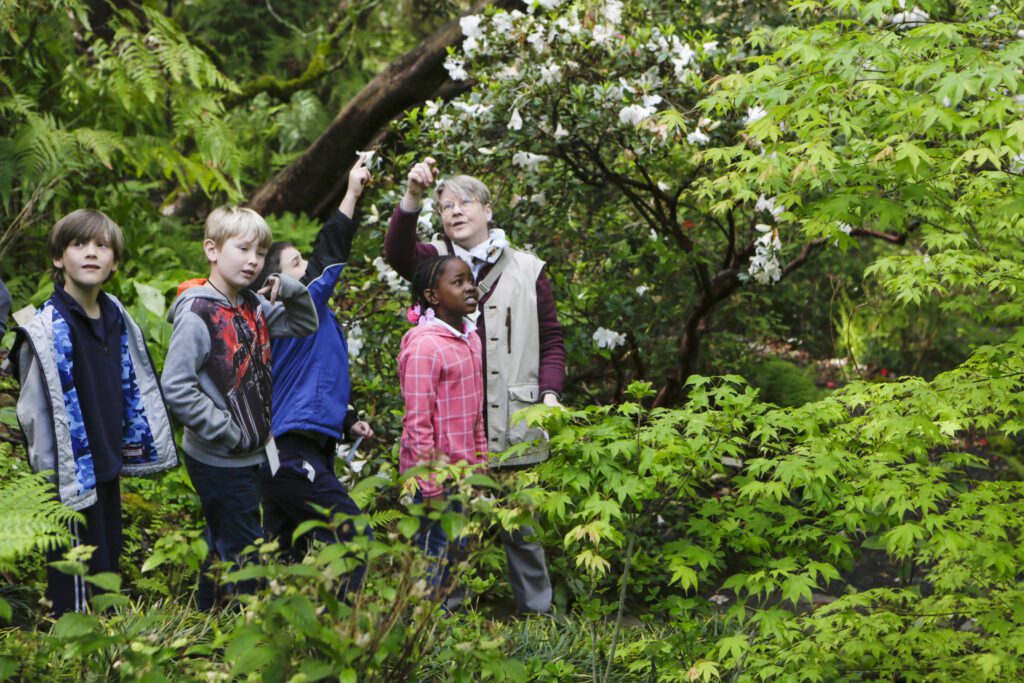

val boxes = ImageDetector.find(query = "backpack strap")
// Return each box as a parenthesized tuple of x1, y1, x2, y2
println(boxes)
(476, 248, 512, 297)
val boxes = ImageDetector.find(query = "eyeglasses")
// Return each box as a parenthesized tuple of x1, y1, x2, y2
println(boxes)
(438, 197, 480, 214)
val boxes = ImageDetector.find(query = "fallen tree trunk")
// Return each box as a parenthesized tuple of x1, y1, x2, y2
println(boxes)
(249, 0, 511, 219)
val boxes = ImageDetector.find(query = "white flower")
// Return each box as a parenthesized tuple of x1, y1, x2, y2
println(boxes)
(527, 29, 547, 53)
(672, 43, 696, 73)
(744, 105, 767, 126)
(657, 181, 670, 192)
(533, 0, 562, 10)
(603, 0, 623, 26)
(838, 222, 853, 234)
(593, 327, 627, 350)
(511, 151, 550, 171)
(642, 93, 663, 107)
(346, 323, 364, 359)
(748, 228, 783, 284)
(553, 123, 569, 139)
(619, 104, 656, 126)
(755, 194, 784, 220)
(452, 101, 492, 118)
(530, 192, 547, 206)
(418, 198, 435, 230)
(636, 285, 649, 295)
(373, 257, 406, 293)
(592, 24, 613, 43)
(495, 64, 520, 80)
(423, 99, 442, 117)
(709, 594, 729, 605)
(1009, 153, 1024, 175)
(460, 14, 483, 38)
(492, 11, 515, 34)
(463, 35, 481, 56)
(555, 16, 582, 35)
(540, 63, 562, 84)
(702, 40, 719, 54)
(890, 0, 929, 26)
(508, 108, 523, 130)
(444, 56, 468, 81)
(687, 128, 710, 145)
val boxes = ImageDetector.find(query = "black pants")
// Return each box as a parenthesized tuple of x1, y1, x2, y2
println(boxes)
(257, 432, 371, 594)
(46, 478, 122, 616)
(185, 456, 264, 611)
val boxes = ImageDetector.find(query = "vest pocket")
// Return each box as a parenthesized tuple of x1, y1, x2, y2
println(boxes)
(506, 383, 549, 450)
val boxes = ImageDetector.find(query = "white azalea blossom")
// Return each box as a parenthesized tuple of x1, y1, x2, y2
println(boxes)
(838, 222, 853, 234)
(657, 181, 670, 192)
(702, 40, 719, 54)
(687, 127, 710, 145)
(540, 63, 562, 84)
(1009, 153, 1024, 175)
(511, 151, 550, 171)
(452, 101, 492, 118)
(642, 93, 663, 107)
(619, 103, 656, 126)
(554, 15, 582, 35)
(373, 257, 405, 293)
(604, 0, 624, 26)
(444, 56, 468, 81)
(553, 123, 569, 138)
(492, 11, 517, 35)
(417, 198, 435, 230)
(508, 108, 523, 130)
(744, 105, 768, 126)
(593, 327, 627, 350)
(460, 14, 483, 38)
(748, 229, 783, 285)
(527, 29, 547, 53)
(592, 23, 613, 43)
(755, 194, 784, 220)
(636, 285, 649, 295)
(423, 99, 442, 117)
(890, 0, 929, 26)
(346, 323, 364, 359)
(532, 0, 562, 10)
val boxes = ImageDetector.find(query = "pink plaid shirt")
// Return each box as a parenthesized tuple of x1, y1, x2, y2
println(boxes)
(398, 320, 487, 498)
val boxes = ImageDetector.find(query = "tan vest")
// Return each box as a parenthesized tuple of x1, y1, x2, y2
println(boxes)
(432, 238, 550, 467)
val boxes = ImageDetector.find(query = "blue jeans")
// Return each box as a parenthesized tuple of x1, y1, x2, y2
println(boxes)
(257, 432, 372, 596)
(185, 456, 264, 610)
(414, 491, 467, 598)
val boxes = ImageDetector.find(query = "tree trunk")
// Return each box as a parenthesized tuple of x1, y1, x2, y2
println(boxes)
(248, 0, 513, 219)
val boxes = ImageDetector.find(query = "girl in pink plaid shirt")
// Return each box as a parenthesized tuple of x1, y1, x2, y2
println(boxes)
(398, 255, 486, 593)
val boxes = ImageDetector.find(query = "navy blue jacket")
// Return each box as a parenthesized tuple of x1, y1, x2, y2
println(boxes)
(270, 210, 359, 442)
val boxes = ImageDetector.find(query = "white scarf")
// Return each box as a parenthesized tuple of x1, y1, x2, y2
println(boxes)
(452, 228, 510, 280)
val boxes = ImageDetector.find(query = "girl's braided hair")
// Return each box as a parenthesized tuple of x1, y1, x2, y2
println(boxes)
(410, 254, 460, 313)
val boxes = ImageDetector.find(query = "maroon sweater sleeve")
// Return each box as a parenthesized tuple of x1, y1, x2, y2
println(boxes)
(536, 270, 566, 397)
(384, 207, 439, 281)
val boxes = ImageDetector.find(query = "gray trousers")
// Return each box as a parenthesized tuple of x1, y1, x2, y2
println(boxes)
(501, 522, 552, 613)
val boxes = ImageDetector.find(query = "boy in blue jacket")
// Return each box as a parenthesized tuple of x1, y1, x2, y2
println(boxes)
(250, 159, 374, 589)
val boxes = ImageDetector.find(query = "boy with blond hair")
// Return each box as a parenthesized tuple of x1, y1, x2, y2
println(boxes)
(162, 206, 317, 609)
(14, 209, 178, 615)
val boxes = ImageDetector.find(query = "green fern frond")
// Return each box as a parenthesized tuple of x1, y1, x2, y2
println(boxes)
(369, 509, 404, 529)
(0, 471, 81, 572)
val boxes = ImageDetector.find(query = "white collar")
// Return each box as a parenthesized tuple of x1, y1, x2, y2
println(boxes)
(427, 316, 473, 341)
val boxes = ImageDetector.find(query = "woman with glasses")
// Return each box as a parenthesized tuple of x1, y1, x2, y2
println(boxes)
(384, 156, 566, 615)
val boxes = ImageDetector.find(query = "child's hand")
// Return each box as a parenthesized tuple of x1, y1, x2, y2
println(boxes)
(258, 274, 281, 303)
(349, 420, 374, 439)
(348, 159, 372, 198)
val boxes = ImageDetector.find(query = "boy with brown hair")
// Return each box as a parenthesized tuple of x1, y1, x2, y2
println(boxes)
(161, 206, 317, 610)
(13, 209, 178, 615)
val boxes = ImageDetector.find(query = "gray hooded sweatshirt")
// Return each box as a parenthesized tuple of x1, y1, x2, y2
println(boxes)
(161, 275, 317, 468)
